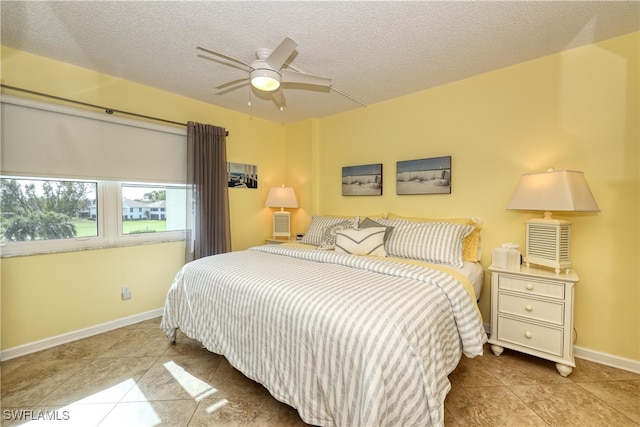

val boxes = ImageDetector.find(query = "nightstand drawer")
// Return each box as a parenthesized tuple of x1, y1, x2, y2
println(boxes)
(498, 276, 565, 299)
(498, 293, 564, 325)
(497, 315, 563, 356)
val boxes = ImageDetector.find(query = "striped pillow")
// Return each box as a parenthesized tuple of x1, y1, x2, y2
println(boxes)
(301, 216, 358, 246)
(335, 227, 387, 257)
(386, 214, 482, 261)
(378, 219, 474, 267)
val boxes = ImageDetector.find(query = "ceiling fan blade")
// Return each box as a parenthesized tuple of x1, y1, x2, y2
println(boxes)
(215, 78, 249, 90)
(281, 68, 331, 87)
(330, 85, 367, 107)
(265, 37, 298, 70)
(196, 46, 252, 69)
(216, 81, 249, 95)
(197, 54, 248, 73)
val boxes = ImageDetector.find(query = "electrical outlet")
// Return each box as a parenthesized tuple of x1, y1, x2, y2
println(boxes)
(121, 286, 132, 300)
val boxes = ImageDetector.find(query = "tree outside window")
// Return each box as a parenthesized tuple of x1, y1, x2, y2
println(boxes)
(0, 178, 97, 241)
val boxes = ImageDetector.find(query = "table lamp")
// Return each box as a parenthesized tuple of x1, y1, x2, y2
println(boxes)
(507, 168, 600, 274)
(265, 185, 298, 239)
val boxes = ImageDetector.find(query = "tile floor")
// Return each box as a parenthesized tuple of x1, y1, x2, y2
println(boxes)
(1, 317, 638, 426)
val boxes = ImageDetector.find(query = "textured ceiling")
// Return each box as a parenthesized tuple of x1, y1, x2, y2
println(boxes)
(1, 1, 639, 124)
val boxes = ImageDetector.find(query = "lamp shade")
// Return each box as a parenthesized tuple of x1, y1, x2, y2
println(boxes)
(507, 169, 600, 217)
(265, 186, 298, 209)
(250, 64, 281, 92)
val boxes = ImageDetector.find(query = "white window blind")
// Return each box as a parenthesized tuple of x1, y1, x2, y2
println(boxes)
(1, 95, 187, 183)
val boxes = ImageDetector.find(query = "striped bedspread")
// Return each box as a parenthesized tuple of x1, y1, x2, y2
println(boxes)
(161, 244, 487, 427)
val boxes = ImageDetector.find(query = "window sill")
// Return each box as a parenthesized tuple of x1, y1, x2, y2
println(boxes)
(0, 237, 185, 258)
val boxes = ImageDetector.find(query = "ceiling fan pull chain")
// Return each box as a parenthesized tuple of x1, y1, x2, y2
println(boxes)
(280, 95, 284, 125)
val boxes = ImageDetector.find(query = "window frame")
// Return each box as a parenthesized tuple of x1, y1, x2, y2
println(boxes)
(117, 181, 187, 243)
(0, 178, 186, 257)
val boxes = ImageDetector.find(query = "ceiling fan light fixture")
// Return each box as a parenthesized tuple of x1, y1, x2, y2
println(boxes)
(250, 67, 281, 91)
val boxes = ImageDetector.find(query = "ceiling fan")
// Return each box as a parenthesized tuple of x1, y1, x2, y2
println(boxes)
(197, 36, 365, 107)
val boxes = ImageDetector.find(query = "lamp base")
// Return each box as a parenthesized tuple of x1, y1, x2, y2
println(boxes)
(524, 218, 572, 275)
(272, 211, 291, 239)
(524, 261, 572, 275)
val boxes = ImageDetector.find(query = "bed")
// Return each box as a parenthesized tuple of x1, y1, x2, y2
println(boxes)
(161, 216, 488, 427)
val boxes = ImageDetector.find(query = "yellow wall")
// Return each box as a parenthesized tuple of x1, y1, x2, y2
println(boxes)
(283, 119, 319, 235)
(1, 242, 185, 348)
(312, 32, 639, 361)
(0, 47, 286, 350)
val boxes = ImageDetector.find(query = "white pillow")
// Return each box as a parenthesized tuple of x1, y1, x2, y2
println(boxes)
(301, 216, 358, 246)
(335, 227, 387, 257)
(378, 219, 474, 267)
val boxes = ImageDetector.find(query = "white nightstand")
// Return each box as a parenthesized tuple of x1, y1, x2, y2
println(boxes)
(488, 265, 579, 376)
(265, 238, 288, 244)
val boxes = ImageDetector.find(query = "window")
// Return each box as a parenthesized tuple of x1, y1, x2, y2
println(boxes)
(121, 183, 186, 235)
(0, 177, 186, 257)
(1, 177, 98, 239)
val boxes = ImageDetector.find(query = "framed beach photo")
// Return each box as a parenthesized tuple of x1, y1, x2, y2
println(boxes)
(227, 162, 258, 188)
(396, 156, 451, 195)
(342, 163, 383, 196)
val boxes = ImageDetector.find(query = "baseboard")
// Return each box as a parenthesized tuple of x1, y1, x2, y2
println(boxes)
(482, 323, 639, 374)
(0, 308, 163, 362)
(574, 345, 640, 375)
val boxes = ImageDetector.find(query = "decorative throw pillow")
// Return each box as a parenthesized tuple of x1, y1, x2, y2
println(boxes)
(301, 216, 358, 246)
(358, 217, 394, 241)
(377, 218, 474, 268)
(335, 227, 387, 257)
(318, 220, 357, 250)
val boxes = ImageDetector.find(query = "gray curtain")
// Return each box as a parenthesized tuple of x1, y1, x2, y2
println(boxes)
(185, 121, 231, 262)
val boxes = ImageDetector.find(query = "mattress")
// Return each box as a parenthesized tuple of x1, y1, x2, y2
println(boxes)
(458, 260, 485, 300)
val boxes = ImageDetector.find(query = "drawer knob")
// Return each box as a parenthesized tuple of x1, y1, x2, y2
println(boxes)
(525, 331, 532, 339)
(526, 284, 534, 290)
(525, 305, 533, 312)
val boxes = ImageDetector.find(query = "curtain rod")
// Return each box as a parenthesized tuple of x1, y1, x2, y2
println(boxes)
(0, 84, 229, 136)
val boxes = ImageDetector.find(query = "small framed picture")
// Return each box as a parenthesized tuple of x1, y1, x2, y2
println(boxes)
(396, 156, 451, 195)
(227, 162, 258, 188)
(342, 163, 383, 196)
